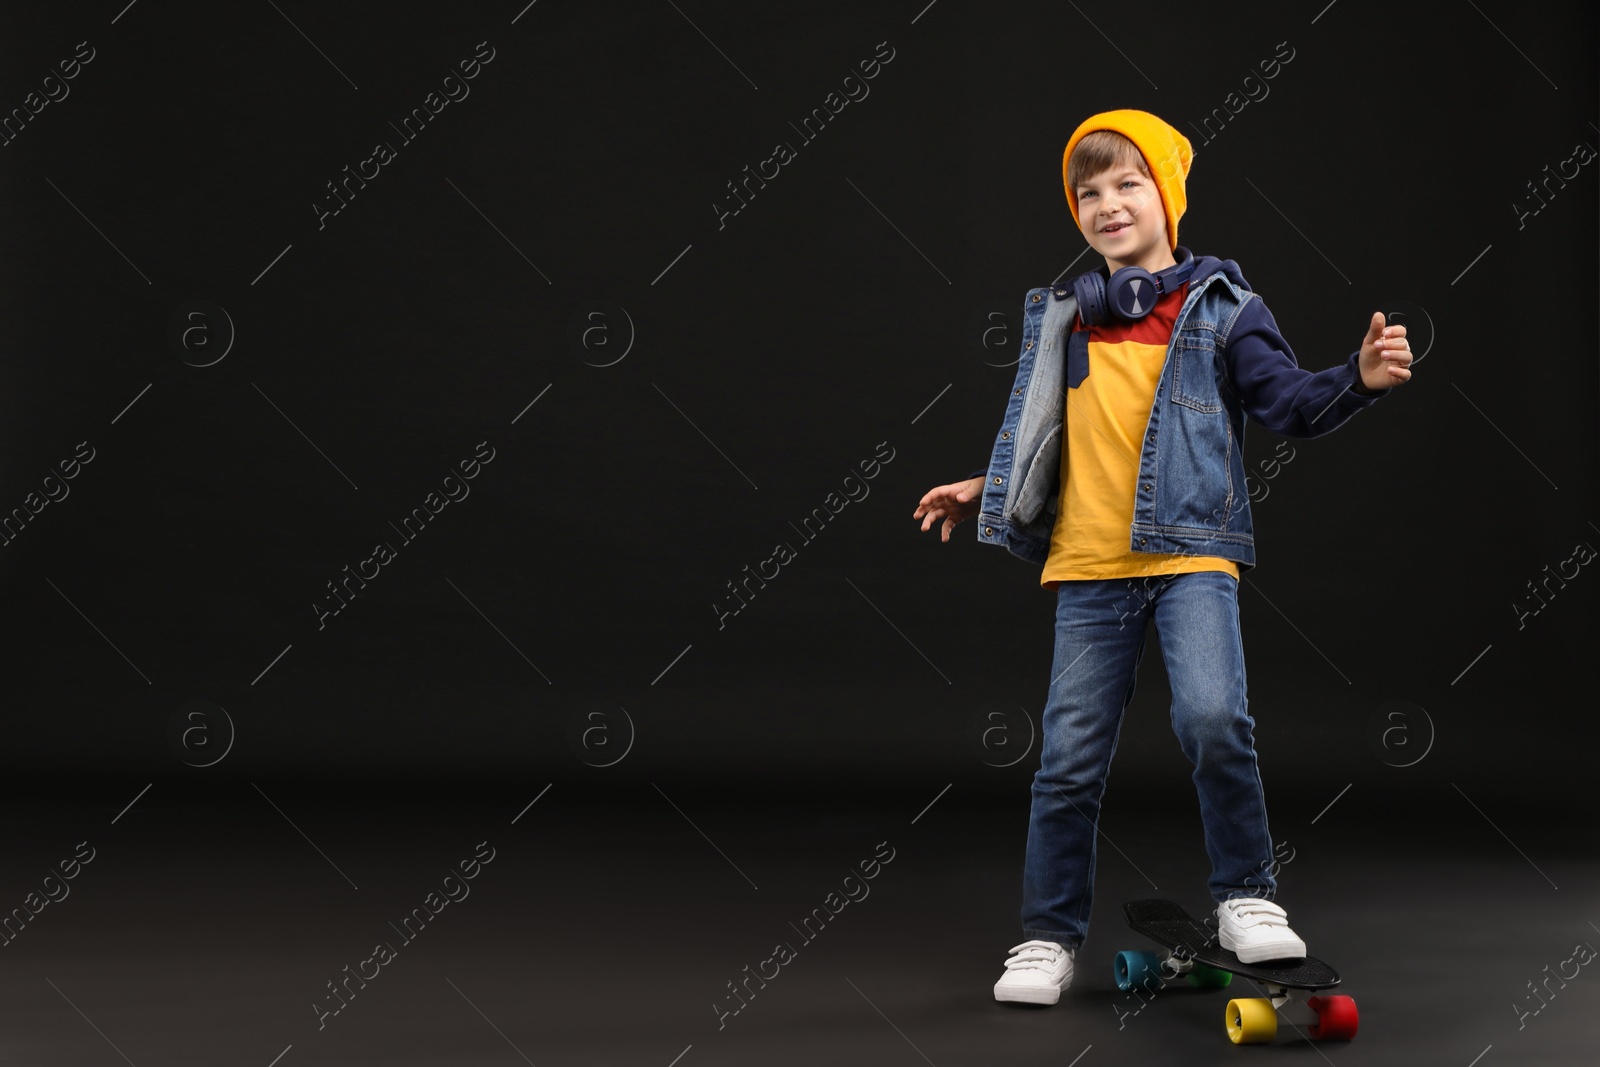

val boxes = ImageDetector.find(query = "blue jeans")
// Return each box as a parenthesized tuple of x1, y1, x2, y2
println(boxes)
(1021, 570, 1277, 949)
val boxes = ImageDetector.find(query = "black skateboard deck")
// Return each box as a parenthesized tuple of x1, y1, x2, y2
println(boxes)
(1123, 898, 1340, 990)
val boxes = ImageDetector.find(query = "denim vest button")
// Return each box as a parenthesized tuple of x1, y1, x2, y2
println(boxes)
(1143, 483, 1152, 491)
(1001, 431, 1010, 439)
(1139, 537, 1148, 545)
(1025, 341, 1033, 350)
(984, 526, 994, 535)
(1031, 294, 1041, 302)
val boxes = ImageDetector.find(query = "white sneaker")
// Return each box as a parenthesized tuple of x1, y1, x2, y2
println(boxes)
(1216, 897, 1307, 963)
(994, 940, 1074, 1004)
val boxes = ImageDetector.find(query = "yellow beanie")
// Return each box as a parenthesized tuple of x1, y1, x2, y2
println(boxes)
(1062, 109, 1194, 250)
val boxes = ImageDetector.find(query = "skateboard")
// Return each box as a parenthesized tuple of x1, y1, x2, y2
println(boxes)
(1116, 898, 1358, 1045)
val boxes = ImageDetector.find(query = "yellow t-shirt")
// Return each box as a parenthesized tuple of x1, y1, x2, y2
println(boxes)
(1042, 282, 1240, 589)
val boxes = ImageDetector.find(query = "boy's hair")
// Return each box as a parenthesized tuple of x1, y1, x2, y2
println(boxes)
(1064, 130, 1150, 199)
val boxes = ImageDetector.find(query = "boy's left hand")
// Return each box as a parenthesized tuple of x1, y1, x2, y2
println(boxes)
(1358, 312, 1413, 391)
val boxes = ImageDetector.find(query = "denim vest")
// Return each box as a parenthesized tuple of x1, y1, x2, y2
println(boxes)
(976, 258, 1380, 573)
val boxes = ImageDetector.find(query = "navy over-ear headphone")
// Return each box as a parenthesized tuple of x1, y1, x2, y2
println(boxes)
(1067, 245, 1196, 327)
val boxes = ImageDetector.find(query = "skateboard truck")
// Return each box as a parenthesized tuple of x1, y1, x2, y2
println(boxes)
(1155, 949, 1193, 980)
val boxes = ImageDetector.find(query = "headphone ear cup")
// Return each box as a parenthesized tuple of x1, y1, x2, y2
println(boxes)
(1072, 270, 1107, 328)
(1107, 266, 1158, 321)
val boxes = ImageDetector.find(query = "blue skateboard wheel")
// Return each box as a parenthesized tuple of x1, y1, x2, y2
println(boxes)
(1114, 949, 1163, 992)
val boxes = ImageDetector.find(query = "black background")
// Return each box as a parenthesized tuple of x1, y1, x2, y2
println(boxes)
(1, 3, 1596, 1063)
(3, 0, 1595, 801)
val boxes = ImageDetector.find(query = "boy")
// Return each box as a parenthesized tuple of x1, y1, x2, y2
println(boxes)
(911, 109, 1412, 1005)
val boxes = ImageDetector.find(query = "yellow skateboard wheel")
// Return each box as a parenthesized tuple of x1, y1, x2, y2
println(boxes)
(1225, 997, 1278, 1044)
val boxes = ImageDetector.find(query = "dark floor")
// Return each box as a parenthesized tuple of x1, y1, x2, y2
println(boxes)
(1, 782, 1594, 1066)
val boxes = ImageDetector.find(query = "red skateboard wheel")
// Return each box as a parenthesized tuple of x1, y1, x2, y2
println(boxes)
(1307, 994, 1359, 1041)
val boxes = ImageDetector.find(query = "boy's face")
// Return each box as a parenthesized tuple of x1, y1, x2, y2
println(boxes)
(1073, 162, 1171, 272)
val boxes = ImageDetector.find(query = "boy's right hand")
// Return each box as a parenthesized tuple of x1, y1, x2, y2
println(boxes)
(912, 477, 985, 542)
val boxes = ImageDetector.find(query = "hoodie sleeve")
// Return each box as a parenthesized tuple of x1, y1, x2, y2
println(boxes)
(1221, 294, 1387, 439)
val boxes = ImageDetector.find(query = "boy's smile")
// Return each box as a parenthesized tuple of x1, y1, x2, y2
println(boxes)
(1075, 164, 1175, 275)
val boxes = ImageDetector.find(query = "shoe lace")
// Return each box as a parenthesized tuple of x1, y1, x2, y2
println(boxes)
(1222, 897, 1289, 929)
(1004, 940, 1069, 972)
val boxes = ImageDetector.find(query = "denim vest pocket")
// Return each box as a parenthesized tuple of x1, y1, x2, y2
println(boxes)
(1158, 405, 1231, 531)
(1159, 312, 1233, 533)
(1172, 323, 1224, 414)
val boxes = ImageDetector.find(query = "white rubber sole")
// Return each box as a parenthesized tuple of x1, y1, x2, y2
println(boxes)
(994, 981, 1066, 1005)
